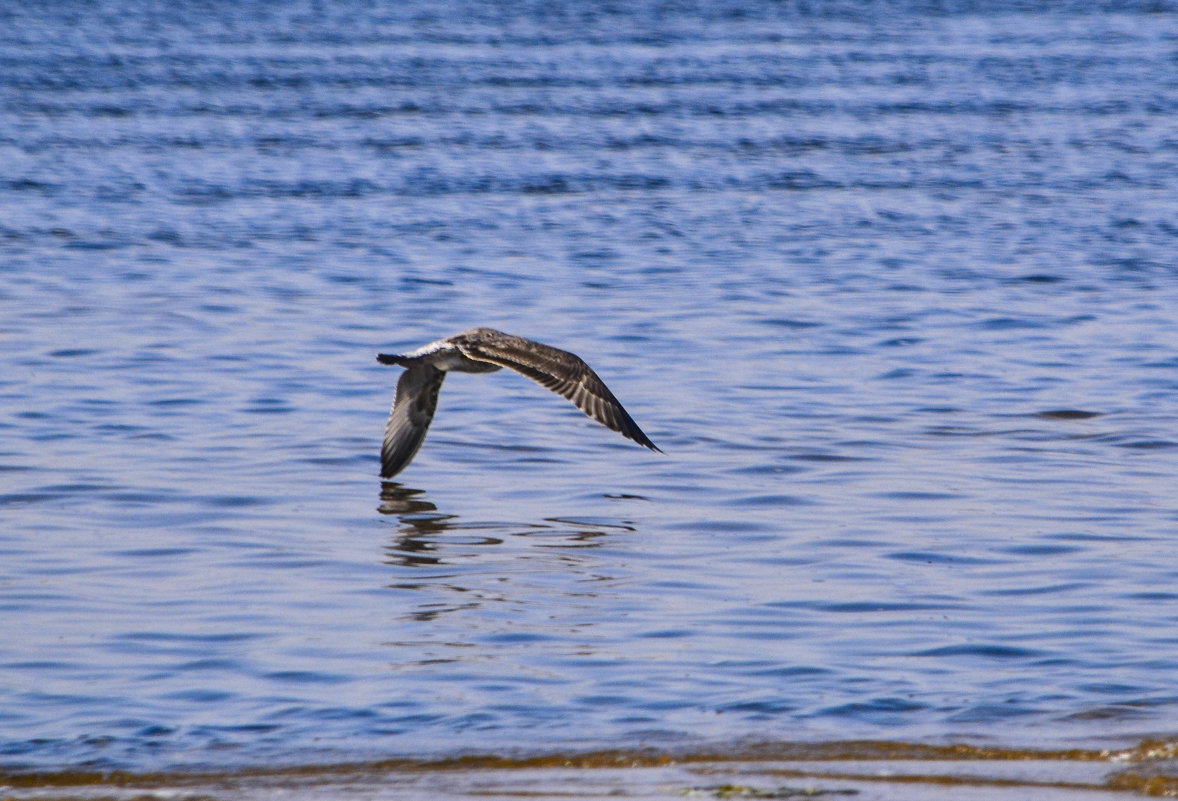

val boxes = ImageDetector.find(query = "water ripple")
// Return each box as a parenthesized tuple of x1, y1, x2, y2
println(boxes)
(2, 0, 1178, 776)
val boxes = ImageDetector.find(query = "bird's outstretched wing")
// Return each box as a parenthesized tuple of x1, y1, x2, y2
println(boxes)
(453, 330, 661, 452)
(382, 365, 446, 478)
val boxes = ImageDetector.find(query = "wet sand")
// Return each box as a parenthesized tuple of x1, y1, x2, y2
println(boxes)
(5, 741, 1177, 800)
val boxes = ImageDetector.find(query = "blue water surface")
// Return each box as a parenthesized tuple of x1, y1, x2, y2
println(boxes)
(2, 0, 1178, 773)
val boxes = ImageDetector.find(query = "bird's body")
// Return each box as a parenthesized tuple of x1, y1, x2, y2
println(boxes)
(377, 328, 660, 478)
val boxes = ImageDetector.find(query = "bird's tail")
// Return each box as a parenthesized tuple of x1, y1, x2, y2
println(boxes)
(377, 353, 413, 366)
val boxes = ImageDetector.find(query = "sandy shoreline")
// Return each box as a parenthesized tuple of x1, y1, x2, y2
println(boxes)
(4, 740, 1177, 800)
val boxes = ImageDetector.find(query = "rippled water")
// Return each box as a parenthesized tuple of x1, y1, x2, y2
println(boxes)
(2, 0, 1178, 777)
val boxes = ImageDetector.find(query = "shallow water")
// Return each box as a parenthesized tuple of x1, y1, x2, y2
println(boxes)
(2, 0, 1178, 776)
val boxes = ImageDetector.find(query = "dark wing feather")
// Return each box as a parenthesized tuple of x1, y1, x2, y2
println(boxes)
(456, 333, 660, 452)
(381, 365, 446, 478)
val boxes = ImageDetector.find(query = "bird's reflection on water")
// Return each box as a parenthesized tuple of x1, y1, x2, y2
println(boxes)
(375, 481, 633, 623)
(378, 481, 462, 568)
(376, 481, 440, 517)
(377, 481, 634, 569)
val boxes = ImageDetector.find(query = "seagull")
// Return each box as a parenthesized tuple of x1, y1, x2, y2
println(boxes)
(376, 328, 661, 478)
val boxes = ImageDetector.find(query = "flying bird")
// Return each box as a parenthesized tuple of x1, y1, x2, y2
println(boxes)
(376, 328, 660, 478)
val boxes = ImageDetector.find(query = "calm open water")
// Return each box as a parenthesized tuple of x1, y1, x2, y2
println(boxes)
(2, 0, 1178, 779)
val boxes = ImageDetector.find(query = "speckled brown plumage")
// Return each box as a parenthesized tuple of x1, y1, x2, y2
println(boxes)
(377, 328, 660, 479)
